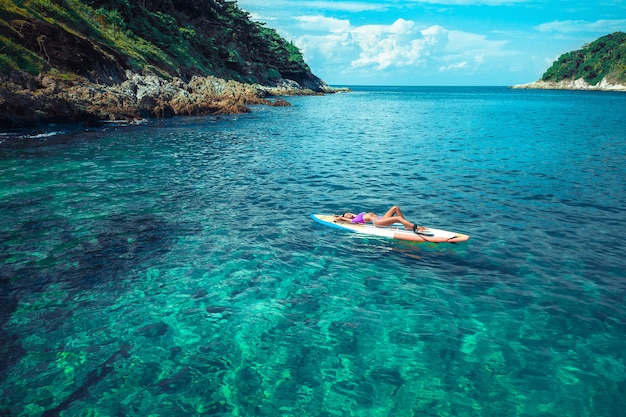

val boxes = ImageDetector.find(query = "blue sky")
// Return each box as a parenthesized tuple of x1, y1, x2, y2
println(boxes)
(235, 0, 626, 86)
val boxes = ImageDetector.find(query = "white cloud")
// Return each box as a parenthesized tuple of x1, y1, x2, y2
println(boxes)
(536, 19, 626, 33)
(296, 18, 507, 72)
(297, 33, 355, 63)
(237, 0, 388, 14)
(239, 0, 529, 9)
(409, 0, 528, 4)
(350, 21, 414, 68)
(295, 15, 351, 33)
(439, 61, 467, 71)
(348, 21, 452, 69)
(296, 1, 388, 12)
(293, 15, 512, 83)
(445, 31, 509, 57)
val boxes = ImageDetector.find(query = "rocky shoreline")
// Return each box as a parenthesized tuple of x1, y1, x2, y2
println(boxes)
(512, 77, 626, 92)
(0, 71, 348, 128)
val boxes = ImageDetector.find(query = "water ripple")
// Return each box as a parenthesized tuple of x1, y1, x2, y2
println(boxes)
(1, 88, 625, 416)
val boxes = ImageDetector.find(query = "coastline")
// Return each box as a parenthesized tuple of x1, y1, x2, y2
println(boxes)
(512, 77, 626, 92)
(0, 71, 349, 129)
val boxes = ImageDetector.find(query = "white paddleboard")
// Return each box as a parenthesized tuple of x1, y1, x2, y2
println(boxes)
(311, 214, 470, 243)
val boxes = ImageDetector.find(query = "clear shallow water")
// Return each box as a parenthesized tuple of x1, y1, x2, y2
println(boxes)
(1, 86, 625, 416)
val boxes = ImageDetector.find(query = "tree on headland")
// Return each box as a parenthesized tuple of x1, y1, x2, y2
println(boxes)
(0, 0, 316, 86)
(541, 32, 626, 85)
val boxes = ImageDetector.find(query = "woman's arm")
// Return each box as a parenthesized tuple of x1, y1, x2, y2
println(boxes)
(334, 215, 353, 222)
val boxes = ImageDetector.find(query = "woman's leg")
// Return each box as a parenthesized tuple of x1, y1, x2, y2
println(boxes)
(374, 206, 427, 231)
(373, 216, 413, 229)
(381, 205, 405, 219)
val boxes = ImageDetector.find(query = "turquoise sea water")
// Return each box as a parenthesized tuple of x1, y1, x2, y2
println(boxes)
(1, 86, 625, 417)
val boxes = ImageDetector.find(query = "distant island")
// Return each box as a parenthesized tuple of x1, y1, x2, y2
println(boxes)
(513, 32, 626, 92)
(0, 0, 343, 128)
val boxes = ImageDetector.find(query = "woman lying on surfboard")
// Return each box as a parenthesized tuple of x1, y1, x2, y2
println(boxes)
(334, 205, 428, 234)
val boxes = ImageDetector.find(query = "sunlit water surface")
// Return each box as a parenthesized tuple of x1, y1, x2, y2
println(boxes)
(1, 87, 625, 416)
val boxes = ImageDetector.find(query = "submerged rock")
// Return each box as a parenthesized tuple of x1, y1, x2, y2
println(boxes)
(136, 321, 169, 338)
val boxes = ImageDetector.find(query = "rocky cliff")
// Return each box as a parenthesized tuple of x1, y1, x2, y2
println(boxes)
(0, 70, 333, 127)
(0, 0, 339, 128)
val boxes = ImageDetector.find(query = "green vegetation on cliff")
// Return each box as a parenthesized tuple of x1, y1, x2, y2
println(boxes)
(0, 0, 316, 86)
(541, 32, 626, 85)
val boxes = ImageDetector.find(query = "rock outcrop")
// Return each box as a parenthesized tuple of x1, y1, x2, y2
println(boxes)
(0, 70, 340, 128)
(512, 77, 626, 92)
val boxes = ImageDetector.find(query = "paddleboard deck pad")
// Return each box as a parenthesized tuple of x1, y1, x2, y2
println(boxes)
(311, 214, 470, 243)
